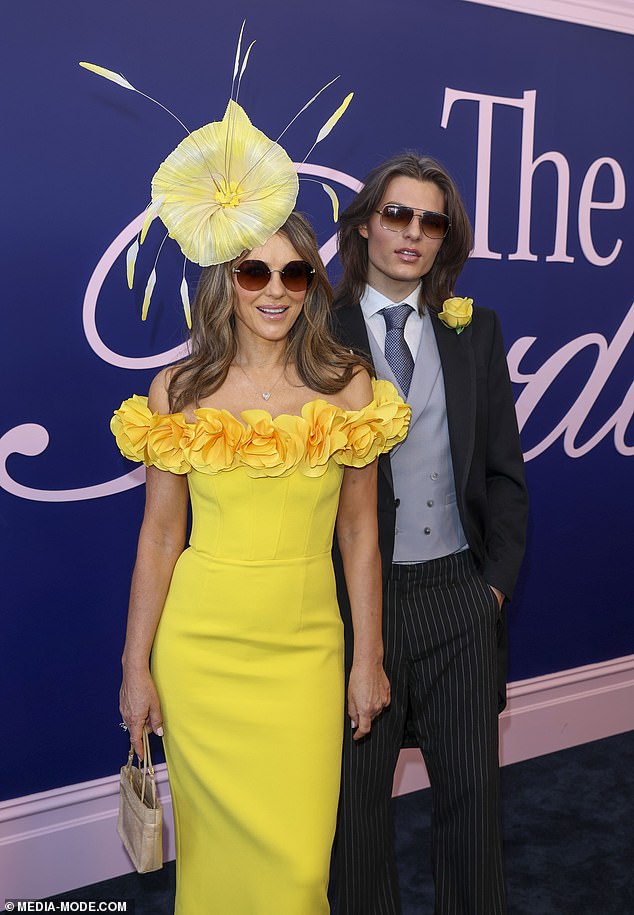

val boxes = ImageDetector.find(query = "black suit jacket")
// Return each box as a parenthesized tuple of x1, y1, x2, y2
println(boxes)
(331, 295, 529, 714)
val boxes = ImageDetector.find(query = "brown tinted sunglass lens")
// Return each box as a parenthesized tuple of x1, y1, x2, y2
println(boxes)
(234, 260, 313, 292)
(382, 205, 413, 231)
(422, 213, 449, 239)
(236, 260, 270, 290)
(282, 261, 312, 292)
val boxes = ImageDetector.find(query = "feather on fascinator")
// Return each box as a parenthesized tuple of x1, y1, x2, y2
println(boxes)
(80, 22, 353, 327)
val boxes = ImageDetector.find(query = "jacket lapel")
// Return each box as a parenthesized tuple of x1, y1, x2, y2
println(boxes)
(430, 311, 476, 498)
(332, 302, 374, 366)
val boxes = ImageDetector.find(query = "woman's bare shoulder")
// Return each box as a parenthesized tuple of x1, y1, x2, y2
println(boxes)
(148, 367, 174, 413)
(336, 366, 373, 411)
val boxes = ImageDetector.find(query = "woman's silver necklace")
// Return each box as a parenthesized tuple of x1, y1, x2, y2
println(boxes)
(234, 362, 286, 401)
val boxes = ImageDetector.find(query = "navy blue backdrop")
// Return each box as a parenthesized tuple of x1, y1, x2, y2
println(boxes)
(2, 0, 632, 801)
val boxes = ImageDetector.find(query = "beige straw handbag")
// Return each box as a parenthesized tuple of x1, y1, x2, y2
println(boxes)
(117, 726, 163, 873)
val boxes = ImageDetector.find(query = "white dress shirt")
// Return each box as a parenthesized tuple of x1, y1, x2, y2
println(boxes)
(359, 284, 423, 358)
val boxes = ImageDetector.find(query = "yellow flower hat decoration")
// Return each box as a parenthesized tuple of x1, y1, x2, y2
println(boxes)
(152, 100, 298, 267)
(80, 21, 354, 325)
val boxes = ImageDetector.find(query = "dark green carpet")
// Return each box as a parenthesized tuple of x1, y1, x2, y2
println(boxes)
(46, 730, 634, 914)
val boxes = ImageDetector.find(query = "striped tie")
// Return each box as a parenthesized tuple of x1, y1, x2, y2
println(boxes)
(380, 304, 414, 396)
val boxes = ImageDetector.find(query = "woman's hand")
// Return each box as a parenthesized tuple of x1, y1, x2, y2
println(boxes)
(347, 659, 391, 741)
(120, 666, 164, 759)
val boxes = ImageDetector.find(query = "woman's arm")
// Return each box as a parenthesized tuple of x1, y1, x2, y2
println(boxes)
(120, 371, 189, 757)
(336, 460, 390, 739)
(335, 369, 390, 740)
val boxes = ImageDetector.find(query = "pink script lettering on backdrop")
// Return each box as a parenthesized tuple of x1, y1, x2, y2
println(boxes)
(441, 88, 626, 266)
(509, 302, 634, 460)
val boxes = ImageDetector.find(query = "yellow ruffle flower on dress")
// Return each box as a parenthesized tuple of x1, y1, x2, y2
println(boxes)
(335, 381, 410, 467)
(111, 395, 156, 465)
(189, 409, 247, 474)
(336, 412, 386, 467)
(152, 101, 299, 267)
(237, 412, 305, 478)
(110, 381, 410, 476)
(371, 379, 412, 434)
(146, 414, 194, 475)
(300, 401, 348, 477)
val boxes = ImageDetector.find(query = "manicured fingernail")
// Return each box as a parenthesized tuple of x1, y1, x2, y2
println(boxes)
(156, 727, 164, 737)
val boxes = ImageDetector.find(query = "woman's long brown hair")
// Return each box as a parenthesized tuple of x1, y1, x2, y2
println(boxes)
(167, 212, 370, 412)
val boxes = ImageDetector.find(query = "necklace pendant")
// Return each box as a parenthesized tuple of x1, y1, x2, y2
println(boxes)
(262, 392, 272, 401)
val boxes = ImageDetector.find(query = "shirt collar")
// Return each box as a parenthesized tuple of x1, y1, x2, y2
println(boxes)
(359, 283, 421, 319)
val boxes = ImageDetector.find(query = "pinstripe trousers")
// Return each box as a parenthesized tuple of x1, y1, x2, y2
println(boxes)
(331, 551, 505, 915)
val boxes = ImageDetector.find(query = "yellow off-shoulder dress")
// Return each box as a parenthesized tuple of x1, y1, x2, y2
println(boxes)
(111, 379, 409, 915)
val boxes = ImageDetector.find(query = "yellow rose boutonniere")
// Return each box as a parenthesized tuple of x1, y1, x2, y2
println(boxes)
(438, 297, 473, 334)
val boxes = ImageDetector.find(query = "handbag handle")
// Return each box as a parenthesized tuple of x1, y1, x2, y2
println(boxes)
(125, 726, 158, 810)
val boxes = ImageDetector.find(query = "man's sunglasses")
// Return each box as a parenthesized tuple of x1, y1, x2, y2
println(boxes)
(232, 259, 315, 292)
(376, 204, 451, 240)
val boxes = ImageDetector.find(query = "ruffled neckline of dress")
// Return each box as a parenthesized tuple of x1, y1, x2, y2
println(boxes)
(111, 378, 410, 478)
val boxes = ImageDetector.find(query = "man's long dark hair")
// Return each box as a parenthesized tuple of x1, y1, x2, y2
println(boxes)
(335, 153, 474, 312)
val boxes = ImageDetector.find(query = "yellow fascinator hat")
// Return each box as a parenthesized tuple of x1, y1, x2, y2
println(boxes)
(80, 21, 353, 326)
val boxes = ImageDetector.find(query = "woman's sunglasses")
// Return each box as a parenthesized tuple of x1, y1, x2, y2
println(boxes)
(376, 204, 451, 240)
(232, 259, 315, 292)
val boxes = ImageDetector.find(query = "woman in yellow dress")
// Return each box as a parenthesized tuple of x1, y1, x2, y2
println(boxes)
(113, 211, 410, 913)
(83, 33, 409, 909)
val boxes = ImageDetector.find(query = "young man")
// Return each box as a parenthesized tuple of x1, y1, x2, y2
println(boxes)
(330, 153, 528, 914)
